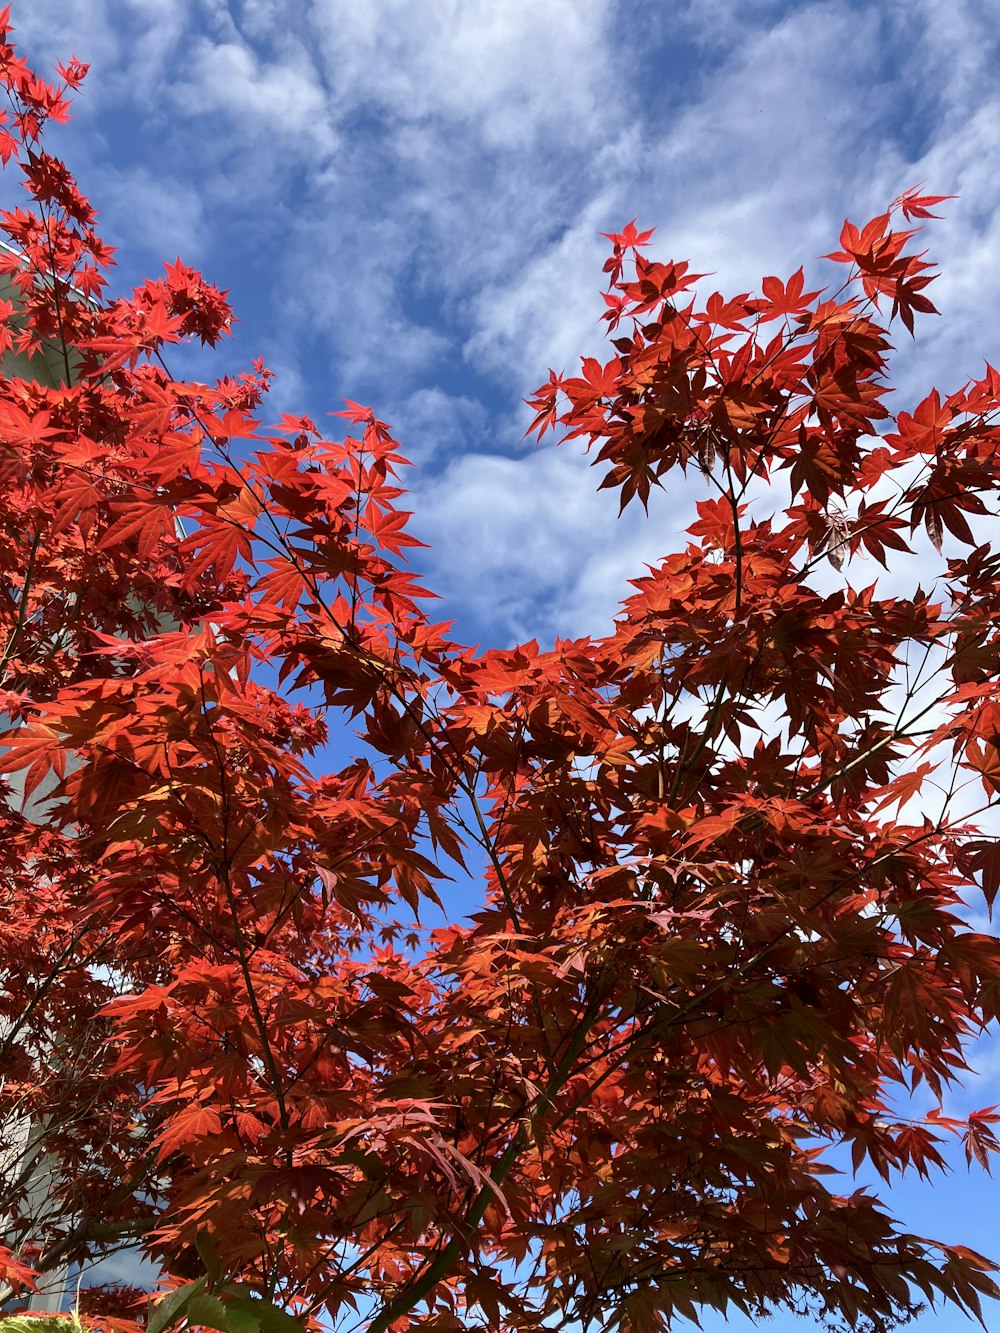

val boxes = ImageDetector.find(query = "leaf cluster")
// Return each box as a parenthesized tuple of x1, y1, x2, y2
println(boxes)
(1, 11, 999, 1333)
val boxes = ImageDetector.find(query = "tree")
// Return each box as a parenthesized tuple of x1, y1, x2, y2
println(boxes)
(1, 10, 1000, 1332)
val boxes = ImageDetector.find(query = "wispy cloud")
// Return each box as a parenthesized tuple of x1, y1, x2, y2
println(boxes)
(14, 0, 1000, 646)
(168, 30, 338, 159)
(306, 0, 617, 147)
(411, 443, 692, 645)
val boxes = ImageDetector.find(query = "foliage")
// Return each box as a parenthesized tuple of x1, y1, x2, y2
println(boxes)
(0, 1316, 85, 1333)
(1, 7, 1000, 1331)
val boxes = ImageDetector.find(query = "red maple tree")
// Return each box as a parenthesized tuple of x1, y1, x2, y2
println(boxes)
(1, 10, 1000, 1332)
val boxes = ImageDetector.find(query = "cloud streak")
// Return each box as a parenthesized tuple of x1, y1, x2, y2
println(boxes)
(13, 0, 1000, 645)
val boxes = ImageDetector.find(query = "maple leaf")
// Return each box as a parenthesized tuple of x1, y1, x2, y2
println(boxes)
(965, 736, 1000, 795)
(754, 267, 824, 321)
(958, 839, 1000, 914)
(0, 1245, 39, 1294)
(893, 187, 955, 221)
(153, 1105, 223, 1163)
(0, 721, 66, 801)
(3, 41, 1000, 1332)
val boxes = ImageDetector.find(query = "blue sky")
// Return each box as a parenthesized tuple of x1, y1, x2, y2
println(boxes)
(15, 1, 1000, 1328)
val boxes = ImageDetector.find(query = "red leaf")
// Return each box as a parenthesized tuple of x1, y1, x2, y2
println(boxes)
(153, 1105, 223, 1163)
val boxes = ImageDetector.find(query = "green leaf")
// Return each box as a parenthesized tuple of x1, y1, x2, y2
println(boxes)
(177, 1288, 260, 1333)
(186, 1295, 232, 1332)
(218, 1295, 303, 1333)
(194, 1231, 222, 1285)
(147, 1279, 206, 1333)
(0, 1319, 82, 1333)
(218, 1309, 261, 1333)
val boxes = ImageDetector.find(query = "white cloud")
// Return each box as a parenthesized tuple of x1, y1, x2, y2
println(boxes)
(450, 2, 890, 387)
(911, 0, 995, 117)
(893, 108, 1000, 402)
(13, 0, 1000, 653)
(233, 0, 289, 39)
(280, 212, 451, 390)
(92, 164, 206, 260)
(387, 386, 488, 468)
(15, 0, 191, 110)
(12, 0, 125, 75)
(169, 33, 338, 159)
(463, 195, 618, 384)
(411, 443, 693, 644)
(305, 0, 616, 149)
